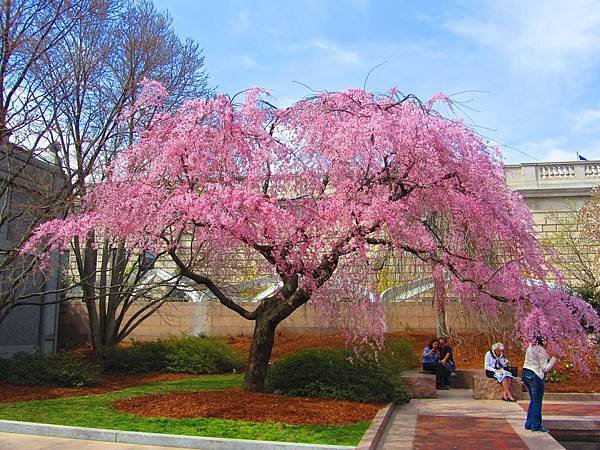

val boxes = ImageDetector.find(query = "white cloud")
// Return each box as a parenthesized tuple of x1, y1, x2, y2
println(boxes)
(517, 138, 576, 162)
(447, 0, 600, 73)
(513, 138, 600, 162)
(272, 96, 298, 108)
(571, 107, 600, 133)
(311, 39, 361, 65)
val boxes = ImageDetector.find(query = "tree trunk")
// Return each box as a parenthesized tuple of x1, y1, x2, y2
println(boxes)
(436, 300, 449, 337)
(243, 314, 277, 392)
(433, 265, 449, 337)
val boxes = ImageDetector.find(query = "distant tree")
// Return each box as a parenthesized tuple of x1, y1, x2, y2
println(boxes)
(2, 0, 212, 354)
(34, 0, 212, 354)
(582, 186, 600, 254)
(544, 189, 600, 311)
(0, 0, 86, 323)
(0, 0, 84, 142)
(25, 87, 600, 391)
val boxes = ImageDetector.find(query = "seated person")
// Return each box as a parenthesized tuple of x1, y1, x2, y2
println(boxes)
(484, 342, 516, 401)
(422, 338, 451, 390)
(438, 336, 456, 376)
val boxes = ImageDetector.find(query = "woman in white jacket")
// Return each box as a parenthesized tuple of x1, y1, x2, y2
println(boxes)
(522, 337, 557, 432)
(484, 342, 516, 401)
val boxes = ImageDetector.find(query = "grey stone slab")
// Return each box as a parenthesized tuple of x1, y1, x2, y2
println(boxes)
(0, 421, 117, 442)
(356, 403, 394, 450)
(375, 403, 417, 450)
(0, 421, 353, 450)
(116, 430, 353, 450)
(544, 393, 600, 402)
(543, 417, 600, 430)
(0, 432, 168, 450)
(506, 419, 566, 450)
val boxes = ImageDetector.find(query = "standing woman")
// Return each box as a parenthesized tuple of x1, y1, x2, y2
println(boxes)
(522, 337, 557, 432)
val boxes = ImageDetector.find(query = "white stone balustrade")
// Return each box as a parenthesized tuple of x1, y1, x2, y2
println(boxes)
(584, 163, 600, 178)
(504, 160, 600, 194)
(538, 164, 575, 179)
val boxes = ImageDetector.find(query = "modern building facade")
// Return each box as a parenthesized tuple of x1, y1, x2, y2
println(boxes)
(0, 144, 64, 357)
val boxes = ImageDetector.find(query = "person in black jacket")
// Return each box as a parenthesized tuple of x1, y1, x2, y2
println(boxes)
(438, 336, 456, 377)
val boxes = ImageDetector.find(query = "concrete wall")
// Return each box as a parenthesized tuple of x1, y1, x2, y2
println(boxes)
(59, 297, 491, 346)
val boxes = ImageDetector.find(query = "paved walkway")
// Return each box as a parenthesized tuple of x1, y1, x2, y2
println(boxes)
(377, 389, 566, 449)
(0, 432, 186, 450)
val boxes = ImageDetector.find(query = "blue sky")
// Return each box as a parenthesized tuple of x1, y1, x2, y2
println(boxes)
(155, 0, 600, 164)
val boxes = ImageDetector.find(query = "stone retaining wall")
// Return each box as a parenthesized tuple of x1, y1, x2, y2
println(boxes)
(58, 298, 499, 347)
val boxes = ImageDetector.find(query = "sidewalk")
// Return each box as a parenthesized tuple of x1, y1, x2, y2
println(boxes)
(377, 389, 565, 449)
(0, 432, 185, 450)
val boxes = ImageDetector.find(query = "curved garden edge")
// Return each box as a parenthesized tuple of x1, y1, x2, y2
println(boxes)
(355, 402, 395, 450)
(0, 420, 355, 450)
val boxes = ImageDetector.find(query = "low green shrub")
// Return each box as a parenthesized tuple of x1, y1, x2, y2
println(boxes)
(0, 352, 98, 387)
(48, 354, 99, 387)
(163, 335, 244, 374)
(265, 348, 410, 405)
(101, 335, 244, 375)
(101, 341, 168, 374)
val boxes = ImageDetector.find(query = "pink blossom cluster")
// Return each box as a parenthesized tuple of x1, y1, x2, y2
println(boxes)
(24, 83, 600, 366)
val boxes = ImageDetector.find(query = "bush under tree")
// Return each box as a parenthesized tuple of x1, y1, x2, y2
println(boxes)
(0, 352, 98, 387)
(265, 344, 413, 405)
(101, 335, 244, 375)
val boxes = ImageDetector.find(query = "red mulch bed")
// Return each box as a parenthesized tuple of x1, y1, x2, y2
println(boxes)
(226, 333, 350, 361)
(112, 388, 381, 425)
(543, 376, 600, 393)
(0, 372, 195, 403)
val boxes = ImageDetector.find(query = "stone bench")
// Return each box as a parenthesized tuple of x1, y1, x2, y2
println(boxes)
(399, 370, 437, 398)
(451, 369, 479, 389)
(472, 373, 524, 400)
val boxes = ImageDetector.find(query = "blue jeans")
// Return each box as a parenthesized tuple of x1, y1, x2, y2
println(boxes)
(522, 368, 544, 430)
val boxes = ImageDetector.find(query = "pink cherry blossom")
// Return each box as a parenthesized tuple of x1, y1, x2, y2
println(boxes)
(24, 82, 600, 375)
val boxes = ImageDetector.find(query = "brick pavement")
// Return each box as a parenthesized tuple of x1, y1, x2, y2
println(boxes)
(377, 389, 565, 449)
(413, 415, 528, 449)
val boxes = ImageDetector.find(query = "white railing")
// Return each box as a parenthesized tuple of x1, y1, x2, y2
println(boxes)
(584, 163, 600, 178)
(538, 164, 575, 179)
(504, 160, 600, 191)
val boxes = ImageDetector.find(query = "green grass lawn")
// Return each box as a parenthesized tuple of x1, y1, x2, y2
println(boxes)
(0, 374, 369, 446)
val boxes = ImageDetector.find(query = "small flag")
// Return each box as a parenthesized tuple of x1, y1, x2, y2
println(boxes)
(577, 152, 588, 161)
